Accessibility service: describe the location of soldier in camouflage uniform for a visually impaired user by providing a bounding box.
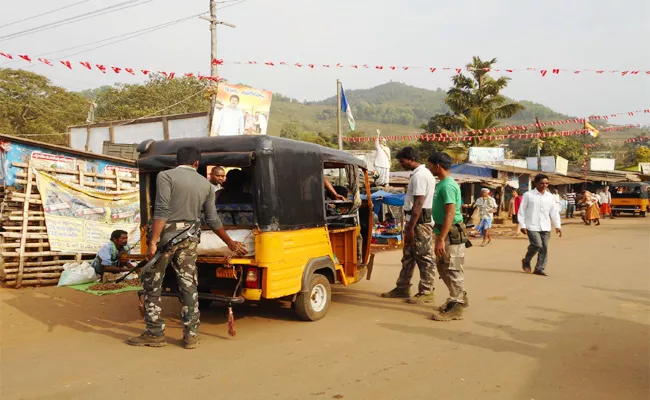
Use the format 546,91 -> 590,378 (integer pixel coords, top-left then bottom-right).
382,147 -> 437,304
427,152 -> 469,321
127,146 -> 246,349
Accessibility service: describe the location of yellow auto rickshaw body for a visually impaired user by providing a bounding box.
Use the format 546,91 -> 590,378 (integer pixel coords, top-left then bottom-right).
611,182 -> 650,217
136,135 -> 374,321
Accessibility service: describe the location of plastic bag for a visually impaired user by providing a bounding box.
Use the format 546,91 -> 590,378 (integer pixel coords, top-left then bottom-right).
197,229 -> 255,256
57,261 -> 99,286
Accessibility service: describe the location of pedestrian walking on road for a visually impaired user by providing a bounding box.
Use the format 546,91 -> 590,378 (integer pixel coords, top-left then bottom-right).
382,147 -> 436,304
563,187 -> 576,218
518,174 -> 562,277
127,147 -> 246,349
474,188 -> 497,246
427,152 -> 469,321
580,190 -> 601,226
599,186 -> 613,219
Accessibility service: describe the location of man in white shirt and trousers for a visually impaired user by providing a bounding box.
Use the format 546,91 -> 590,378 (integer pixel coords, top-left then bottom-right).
382,147 -> 436,304
374,129 -> 391,186
518,173 -> 562,276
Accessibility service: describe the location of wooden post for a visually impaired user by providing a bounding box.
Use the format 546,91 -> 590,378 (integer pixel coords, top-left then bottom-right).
16,161 -> 34,288
162,116 -> 170,140
109,123 -> 115,143
85,126 -> 91,152
115,172 -> 122,193
78,164 -> 85,188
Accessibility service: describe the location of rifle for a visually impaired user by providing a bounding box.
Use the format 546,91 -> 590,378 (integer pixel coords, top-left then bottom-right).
112,221 -> 201,284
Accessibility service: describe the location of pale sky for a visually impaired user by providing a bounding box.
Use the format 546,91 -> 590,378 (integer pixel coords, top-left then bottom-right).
1,0 -> 649,125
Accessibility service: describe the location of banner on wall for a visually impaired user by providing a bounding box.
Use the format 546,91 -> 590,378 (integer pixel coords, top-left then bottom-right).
468,147 -> 505,163
35,171 -> 141,253
209,83 -> 273,136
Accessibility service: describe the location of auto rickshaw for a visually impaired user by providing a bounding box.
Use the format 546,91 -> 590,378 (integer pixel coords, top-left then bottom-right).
611,182 -> 650,217
135,135 -> 374,321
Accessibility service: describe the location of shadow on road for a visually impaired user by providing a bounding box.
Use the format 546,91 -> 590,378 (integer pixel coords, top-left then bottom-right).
1,287 -> 299,342
583,285 -> 650,299
378,306 -> 649,399
2,288 -> 144,341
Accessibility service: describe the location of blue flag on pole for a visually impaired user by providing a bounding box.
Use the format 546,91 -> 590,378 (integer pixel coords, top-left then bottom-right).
340,84 -> 355,131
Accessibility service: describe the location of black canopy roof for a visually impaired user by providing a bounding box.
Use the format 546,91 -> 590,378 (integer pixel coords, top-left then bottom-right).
137,135 -> 367,231
137,135 -> 367,170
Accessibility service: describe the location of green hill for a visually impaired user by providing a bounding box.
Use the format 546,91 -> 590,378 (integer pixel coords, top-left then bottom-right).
266,82 -> 645,140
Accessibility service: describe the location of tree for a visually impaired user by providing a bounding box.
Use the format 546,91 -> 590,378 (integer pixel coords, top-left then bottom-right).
94,74 -> 209,121
510,128 -> 592,164
0,68 -> 88,145
458,108 -> 501,147
445,57 -> 524,119
279,120 -> 301,140
636,146 -> 650,163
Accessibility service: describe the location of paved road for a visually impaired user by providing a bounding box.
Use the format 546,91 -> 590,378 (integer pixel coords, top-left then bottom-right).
1,218 -> 648,400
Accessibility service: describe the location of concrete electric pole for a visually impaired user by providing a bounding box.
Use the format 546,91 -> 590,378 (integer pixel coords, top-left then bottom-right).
202,0 -> 236,135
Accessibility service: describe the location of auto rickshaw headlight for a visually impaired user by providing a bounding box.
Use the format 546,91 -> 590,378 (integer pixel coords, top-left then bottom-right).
245,267 -> 259,288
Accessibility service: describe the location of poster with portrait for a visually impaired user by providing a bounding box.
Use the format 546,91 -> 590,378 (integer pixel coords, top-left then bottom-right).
209,83 -> 273,137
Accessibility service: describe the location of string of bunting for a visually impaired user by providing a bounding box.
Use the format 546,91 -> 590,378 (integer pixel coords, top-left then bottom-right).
584,137 -> 650,148
2,51 -> 650,78
220,59 -> 650,77
0,51 -> 224,82
344,130 -> 649,143
416,121 -> 643,137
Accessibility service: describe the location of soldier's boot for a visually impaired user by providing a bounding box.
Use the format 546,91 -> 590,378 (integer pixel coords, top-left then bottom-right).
126,332 -> 166,347
431,301 -> 464,321
406,292 -> 435,304
183,335 -> 200,350
381,287 -> 410,299
438,291 -> 469,311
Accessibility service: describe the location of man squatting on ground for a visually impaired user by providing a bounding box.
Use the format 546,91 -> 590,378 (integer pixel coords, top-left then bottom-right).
381,147 -> 437,304
127,146 -> 246,349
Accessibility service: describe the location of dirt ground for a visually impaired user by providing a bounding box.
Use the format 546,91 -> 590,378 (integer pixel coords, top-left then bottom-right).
1,217 -> 649,400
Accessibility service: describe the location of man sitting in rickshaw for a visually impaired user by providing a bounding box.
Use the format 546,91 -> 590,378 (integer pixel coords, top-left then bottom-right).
216,169 -> 253,204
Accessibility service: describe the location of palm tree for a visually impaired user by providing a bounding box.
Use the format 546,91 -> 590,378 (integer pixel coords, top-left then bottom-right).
445,57 -> 524,119
459,107 -> 501,147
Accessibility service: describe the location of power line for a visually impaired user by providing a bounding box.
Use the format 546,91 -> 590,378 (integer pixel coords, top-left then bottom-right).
0,0 -> 240,67
0,11 -> 203,68
32,12 -> 206,59
0,0 -> 94,30
0,0 -> 152,41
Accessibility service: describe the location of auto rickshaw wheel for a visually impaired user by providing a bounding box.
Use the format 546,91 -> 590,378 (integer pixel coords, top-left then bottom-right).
294,273 -> 331,322
641,211 -> 647,217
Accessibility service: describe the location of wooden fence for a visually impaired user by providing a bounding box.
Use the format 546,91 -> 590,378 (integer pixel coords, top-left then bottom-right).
0,161 -> 139,288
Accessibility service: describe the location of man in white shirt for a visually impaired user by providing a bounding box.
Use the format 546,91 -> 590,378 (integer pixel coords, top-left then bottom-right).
382,147 -> 437,304
598,186 -> 613,219
214,95 -> 245,136
518,174 -> 562,276
208,166 -> 226,192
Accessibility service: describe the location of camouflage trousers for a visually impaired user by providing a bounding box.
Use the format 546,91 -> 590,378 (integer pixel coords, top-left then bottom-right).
142,239 -> 200,338
397,223 -> 435,294
435,234 -> 466,303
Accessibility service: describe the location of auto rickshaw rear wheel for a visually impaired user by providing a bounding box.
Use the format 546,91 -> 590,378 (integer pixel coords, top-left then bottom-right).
294,273 -> 331,322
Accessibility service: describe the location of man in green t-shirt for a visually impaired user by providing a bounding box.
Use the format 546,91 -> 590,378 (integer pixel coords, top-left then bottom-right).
427,152 -> 468,321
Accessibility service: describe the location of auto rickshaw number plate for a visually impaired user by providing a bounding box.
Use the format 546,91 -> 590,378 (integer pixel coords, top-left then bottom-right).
216,266 -> 237,279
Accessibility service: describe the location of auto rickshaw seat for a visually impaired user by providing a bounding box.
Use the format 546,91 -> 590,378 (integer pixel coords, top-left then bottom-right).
216,203 -> 255,226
